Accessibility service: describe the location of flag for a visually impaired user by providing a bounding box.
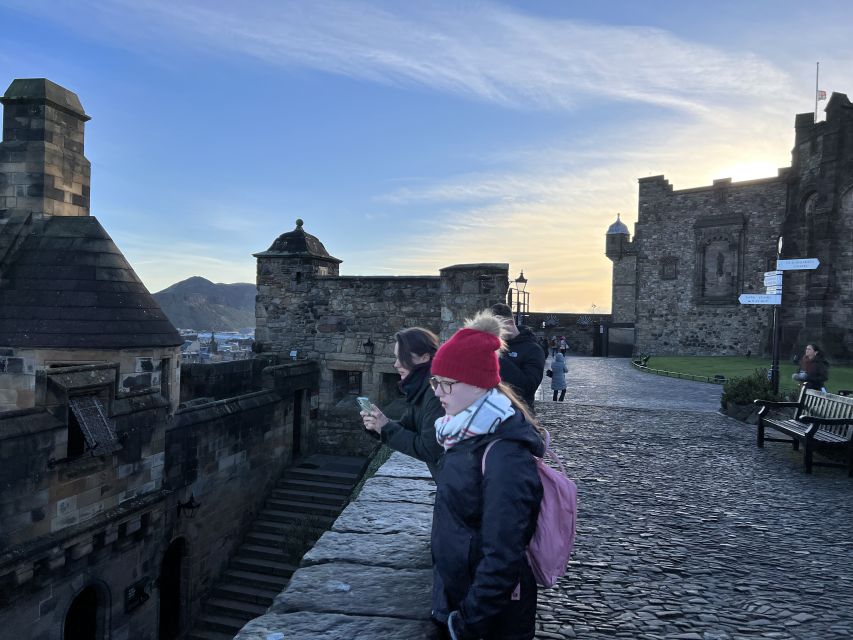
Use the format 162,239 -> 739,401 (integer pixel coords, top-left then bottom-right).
817,90 -> 827,100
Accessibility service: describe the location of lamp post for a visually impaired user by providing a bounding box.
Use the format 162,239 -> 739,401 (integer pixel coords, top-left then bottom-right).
511,271 -> 528,326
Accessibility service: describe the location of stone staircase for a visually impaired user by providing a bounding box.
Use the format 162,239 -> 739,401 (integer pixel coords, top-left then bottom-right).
188,454 -> 368,640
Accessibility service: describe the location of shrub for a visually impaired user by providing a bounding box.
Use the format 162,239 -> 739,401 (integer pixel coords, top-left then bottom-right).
720,368 -> 781,406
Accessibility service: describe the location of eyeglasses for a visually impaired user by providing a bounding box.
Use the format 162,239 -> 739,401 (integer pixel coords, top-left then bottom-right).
429,377 -> 457,394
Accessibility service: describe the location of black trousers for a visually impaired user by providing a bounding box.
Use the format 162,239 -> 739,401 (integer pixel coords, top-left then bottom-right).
553,389 -> 566,401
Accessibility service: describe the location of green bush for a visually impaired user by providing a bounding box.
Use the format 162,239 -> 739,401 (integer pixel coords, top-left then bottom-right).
720,368 -> 781,406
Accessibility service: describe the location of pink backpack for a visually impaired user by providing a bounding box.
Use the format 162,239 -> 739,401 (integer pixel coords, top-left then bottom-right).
482,431 -> 577,588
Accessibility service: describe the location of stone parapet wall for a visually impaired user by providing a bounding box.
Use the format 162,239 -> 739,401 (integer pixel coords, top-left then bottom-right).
235,452 -> 439,640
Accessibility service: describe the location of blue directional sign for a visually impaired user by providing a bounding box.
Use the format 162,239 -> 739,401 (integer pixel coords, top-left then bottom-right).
777,258 -> 819,271
739,293 -> 781,305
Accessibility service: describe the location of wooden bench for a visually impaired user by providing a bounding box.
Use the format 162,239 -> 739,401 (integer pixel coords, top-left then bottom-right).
754,387 -> 853,475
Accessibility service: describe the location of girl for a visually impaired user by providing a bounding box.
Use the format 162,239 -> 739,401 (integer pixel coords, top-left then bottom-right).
550,352 -> 569,401
361,327 -> 445,477
792,343 -> 830,391
429,311 -> 543,640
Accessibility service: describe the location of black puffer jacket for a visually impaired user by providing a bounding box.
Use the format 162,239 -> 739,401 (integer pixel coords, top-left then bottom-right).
499,327 -> 546,411
431,411 -> 544,640
380,364 -> 445,478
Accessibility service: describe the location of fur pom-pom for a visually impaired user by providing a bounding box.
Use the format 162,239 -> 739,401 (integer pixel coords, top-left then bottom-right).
464,310 -> 510,348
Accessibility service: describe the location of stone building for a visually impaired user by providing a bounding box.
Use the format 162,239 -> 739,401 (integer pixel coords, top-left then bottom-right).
0,79 -> 317,640
254,220 -> 509,453
606,93 -> 853,359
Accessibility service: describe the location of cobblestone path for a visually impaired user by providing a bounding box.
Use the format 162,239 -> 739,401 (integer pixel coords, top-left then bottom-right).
534,359 -> 853,640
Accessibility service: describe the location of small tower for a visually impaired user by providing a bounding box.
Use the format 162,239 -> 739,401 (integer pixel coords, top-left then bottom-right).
605,213 -> 631,260
253,219 -> 342,354
605,213 -> 638,327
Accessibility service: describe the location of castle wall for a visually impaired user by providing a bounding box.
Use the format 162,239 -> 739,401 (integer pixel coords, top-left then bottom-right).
632,176 -> 788,355
256,258 -> 508,455
612,95 -> 853,360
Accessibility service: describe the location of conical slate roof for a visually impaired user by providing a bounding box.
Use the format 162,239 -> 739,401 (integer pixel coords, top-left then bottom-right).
0,216 -> 181,349
254,219 -> 341,262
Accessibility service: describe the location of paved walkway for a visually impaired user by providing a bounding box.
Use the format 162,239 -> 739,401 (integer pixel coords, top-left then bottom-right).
536,358 -> 853,640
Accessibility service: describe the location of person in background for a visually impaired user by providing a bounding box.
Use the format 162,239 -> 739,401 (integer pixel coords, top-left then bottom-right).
361,327 -> 445,477
549,336 -> 558,358
538,335 -> 550,359
550,352 -> 569,401
429,310 -> 544,640
558,336 -> 568,356
792,343 -> 830,391
489,303 -> 546,412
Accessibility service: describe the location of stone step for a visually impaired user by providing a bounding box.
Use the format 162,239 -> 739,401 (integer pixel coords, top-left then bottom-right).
251,517 -> 330,536
270,487 -> 348,505
188,629 -> 235,640
212,582 -> 280,606
277,477 -> 355,496
256,509 -> 336,526
231,555 -> 297,577
205,597 -> 268,619
193,613 -> 247,636
222,569 -> 290,592
266,497 -> 342,516
240,543 -> 289,562
286,467 -> 361,485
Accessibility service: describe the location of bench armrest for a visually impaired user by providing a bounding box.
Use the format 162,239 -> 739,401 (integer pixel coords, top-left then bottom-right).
752,400 -> 799,408
800,416 -> 853,426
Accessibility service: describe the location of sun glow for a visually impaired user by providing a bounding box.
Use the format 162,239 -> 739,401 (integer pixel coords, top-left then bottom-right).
720,161 -> 781,183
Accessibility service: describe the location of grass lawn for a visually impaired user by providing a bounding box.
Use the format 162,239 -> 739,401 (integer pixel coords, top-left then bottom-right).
644,356 -> 853,395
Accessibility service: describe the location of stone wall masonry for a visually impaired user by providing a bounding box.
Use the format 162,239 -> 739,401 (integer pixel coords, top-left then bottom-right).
0,84 -> 92,218
0,493 -> 167,640
165,390 -> 291,606
0,385 -> 170,548
180,357 -> 276,402
235,452 -> 439,640
633,177 -> 788,355
256,259 -> 508,455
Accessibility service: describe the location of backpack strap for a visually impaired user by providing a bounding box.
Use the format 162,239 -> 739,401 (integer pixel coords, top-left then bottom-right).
481,438 -> 501,475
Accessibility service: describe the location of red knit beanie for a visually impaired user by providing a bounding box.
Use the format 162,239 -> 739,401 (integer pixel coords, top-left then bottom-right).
432,327 -> 502,389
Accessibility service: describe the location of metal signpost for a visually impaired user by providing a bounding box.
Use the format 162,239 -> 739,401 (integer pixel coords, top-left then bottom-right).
738,237 -> 821,394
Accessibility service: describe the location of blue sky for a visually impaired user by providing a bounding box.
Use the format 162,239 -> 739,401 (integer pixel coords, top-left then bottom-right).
2,0 -> 852,312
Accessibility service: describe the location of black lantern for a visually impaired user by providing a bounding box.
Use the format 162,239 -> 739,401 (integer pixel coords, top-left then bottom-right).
177,494 -> 201,519
362,337 -> 375,356
515,270 -> 527,291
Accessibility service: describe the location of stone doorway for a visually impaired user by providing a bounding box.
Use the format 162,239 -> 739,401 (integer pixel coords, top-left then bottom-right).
158,538 -> 187,640
64,585 -> 101,640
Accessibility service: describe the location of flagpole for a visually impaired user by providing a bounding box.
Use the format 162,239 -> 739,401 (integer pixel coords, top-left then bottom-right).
815,61 -> 819,123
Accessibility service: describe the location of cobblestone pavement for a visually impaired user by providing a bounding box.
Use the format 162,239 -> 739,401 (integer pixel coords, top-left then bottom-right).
534,359 -> 853,640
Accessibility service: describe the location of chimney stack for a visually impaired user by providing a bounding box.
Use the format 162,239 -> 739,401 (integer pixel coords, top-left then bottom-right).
1,78 -> 91,219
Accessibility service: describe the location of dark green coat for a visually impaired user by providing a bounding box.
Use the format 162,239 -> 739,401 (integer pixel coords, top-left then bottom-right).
381,365 -> 445,478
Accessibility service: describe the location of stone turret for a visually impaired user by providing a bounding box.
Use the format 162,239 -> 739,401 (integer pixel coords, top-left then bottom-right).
0,78 -> 91,218
605,213 -> 637,326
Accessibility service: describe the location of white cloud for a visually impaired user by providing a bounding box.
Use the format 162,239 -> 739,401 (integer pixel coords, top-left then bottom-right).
6,0 -> 797,114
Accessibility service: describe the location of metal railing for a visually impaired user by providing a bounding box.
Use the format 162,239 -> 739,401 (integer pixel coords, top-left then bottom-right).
631,360 -> 725,385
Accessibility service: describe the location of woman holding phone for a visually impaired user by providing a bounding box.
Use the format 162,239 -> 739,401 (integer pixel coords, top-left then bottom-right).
428,310 -> 544,640
361,327 -> 444,477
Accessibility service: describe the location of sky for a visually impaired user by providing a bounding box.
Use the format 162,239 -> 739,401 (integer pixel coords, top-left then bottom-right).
2,0 -> 852,312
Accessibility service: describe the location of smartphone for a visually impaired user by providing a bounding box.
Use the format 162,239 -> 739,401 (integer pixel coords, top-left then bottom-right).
356,396 -> 372,413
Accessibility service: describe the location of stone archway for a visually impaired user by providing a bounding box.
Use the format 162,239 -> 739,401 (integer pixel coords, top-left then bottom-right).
63,585 -> 101,640
159,538 -> 187,640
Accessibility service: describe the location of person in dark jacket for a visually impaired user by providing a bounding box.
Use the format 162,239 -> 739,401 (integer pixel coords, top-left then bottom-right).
792,343 -> 830,391
361,327 -> 445,477
429,310 -> 544,640
489,303 -> 546,412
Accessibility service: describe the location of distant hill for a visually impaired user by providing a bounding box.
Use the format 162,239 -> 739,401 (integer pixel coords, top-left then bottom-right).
153,277 -> 255,332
